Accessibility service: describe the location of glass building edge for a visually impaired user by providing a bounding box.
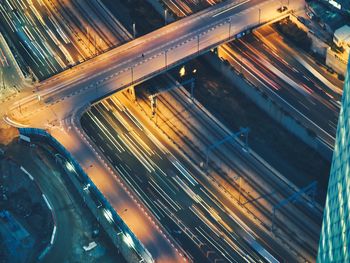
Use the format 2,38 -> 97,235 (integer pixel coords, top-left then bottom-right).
317,59 -> 350,262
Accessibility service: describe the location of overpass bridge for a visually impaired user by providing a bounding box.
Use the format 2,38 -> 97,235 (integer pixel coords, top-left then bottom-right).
4,0 -> 305,262
7,0 -> 304,127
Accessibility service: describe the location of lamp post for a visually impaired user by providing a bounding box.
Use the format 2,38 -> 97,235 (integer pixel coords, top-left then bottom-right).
0,67 -> 5,90
238,177 -> 242,204
86,26 -> 91,54
228,18 -> 232,40
164,9 -> 168,25
133,22 -> 136,38
130,66 -> 134,84
197,34 -> 200,55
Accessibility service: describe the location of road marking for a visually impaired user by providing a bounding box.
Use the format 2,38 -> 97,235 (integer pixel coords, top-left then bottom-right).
20,166 -> 33,180
42,194 -> 52,210
50,226 -> 57,245
212,0 -> 250,18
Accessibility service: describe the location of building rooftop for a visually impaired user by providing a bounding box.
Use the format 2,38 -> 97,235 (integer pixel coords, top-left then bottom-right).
334,24 -> 350,42
309,1 -> 350,31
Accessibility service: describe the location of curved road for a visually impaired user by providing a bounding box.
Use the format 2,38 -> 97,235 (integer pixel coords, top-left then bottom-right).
6,142 -> 122,263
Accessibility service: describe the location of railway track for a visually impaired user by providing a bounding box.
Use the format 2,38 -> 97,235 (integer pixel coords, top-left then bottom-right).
135,78 -> 320,260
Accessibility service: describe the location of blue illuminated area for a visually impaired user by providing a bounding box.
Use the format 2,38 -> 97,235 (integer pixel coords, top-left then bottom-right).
317,62 -> 350,262
324,0 -> 350,11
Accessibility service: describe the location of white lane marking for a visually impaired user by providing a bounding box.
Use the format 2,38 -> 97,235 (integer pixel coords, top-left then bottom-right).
20,166 -> 33,180
50,226 -> 57,244
42,194 -> 52,210
212,0 -> 251,18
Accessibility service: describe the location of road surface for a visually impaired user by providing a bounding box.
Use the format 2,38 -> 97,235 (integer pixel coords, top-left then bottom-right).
2,1 -> 307,262
7,0 -> 305,125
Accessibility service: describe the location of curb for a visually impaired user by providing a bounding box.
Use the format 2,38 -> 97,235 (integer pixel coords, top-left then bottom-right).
19,165 -> 57,261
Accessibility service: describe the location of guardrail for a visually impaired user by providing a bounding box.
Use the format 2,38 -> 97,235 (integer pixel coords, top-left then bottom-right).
18,128 -> 154,263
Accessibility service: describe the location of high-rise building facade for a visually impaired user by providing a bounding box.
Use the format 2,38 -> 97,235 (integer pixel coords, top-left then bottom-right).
317,63 -> 350,262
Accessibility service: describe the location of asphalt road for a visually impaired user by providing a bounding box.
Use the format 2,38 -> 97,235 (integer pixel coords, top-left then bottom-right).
6,142 -> 124,263
1,1 -> 309,262
7,0 -> 305,127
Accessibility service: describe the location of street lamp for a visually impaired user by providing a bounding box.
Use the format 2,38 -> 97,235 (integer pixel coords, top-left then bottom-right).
239,177 -> 242,204
197,34 -> 200,55
0,67 -> 5,90
133,22 -> 136,38
228,17 -> 232,39
234,176 -> 243,204
164,49 -> 168,69
86,26 -> 91,54
130,66 -> 134,84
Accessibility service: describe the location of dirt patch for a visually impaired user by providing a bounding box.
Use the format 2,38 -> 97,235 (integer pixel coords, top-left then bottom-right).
0,121 -> 18,146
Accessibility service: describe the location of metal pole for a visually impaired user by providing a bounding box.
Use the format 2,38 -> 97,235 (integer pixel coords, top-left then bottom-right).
133,23 -> 136,38
164,9 -> 168,25
239,177 -> 242,204
197,34 -> 200,55
190,80 -> 194,101
1,67 -> 4,90
86,26 -> 90,54
155,97 -> 157,123
258,8 -> 261,25
165,50 -> 168,69
155,103 -> 158,125
239,54 -> 243,74
271,208 -> 276,232
206,151 -> 209,168
228,18 -> 231,40
94,34 -> 96,56
131,66 -> 134,84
